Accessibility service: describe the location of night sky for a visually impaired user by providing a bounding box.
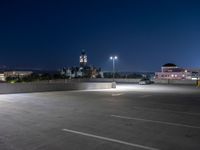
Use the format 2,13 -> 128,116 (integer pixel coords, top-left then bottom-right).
0,0 -> 200,72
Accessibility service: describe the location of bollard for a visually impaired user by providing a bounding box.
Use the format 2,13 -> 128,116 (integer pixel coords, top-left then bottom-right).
112,82 -> 117,88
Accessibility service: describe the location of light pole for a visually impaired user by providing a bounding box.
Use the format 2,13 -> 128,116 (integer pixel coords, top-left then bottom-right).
110,56 -> 118,82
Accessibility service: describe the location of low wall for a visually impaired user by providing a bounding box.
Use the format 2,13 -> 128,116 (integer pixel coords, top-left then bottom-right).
83,78 -> 197,85
85,78 -> 197,85
85,78 -> 141,83
31,78 -> 141,83
32,78 -> 196,85
153,79 -> 197,85
0,82 -> 113,94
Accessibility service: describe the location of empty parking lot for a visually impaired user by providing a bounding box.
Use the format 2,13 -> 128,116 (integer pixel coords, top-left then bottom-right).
0,84 -> 200,150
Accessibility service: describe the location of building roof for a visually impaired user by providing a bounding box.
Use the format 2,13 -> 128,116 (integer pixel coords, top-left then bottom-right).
162,63 -> 177,67
81,49 -> 86,55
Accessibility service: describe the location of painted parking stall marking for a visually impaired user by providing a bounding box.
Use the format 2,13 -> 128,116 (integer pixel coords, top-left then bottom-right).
62,129 -> 159,150
111,115 -> 200,129
139,95 -> 152,98
131,106 -> 200,117
112,93 -> 124,96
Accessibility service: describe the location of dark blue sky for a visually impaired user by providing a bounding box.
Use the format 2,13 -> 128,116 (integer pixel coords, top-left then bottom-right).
0,0 -> 200,71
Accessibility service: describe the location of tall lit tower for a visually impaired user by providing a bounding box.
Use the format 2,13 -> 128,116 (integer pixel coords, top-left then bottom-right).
80,49 -> 87,67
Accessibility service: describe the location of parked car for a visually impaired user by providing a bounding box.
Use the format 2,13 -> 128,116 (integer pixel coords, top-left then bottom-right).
139,78 -> 152,85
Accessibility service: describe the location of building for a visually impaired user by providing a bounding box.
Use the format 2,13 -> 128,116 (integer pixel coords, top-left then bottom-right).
61,50 -> 103,78
0,72 -> 5,81
0,71 -> 33,82
80,49 -> 87,67
4,71 -> 33,79
155,63 -> 192,80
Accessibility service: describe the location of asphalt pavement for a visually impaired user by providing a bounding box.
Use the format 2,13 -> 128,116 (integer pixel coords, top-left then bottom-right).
0,84 -> 200,150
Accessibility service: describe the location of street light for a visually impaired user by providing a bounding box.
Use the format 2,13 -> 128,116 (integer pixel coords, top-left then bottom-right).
110,55 -> 118,82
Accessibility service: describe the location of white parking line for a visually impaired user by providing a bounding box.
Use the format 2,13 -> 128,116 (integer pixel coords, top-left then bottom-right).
139,95 -> 152,98
112,93 -> 124,96
62,129 -> 159,150
132,106 -> 200,117
111,115 -> 200,129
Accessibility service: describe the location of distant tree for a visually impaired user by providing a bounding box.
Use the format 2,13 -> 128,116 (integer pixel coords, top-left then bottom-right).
31,73 -> 40,80
114,73 -> 121,78
22,75 -> 33,82
103,72 -> 143,79
96,74 -> 102,78
103,72 -> 113,78
127,73 -> 142,79
40,73 -> 52,80
6,76 -> 19,83
53,73 -> 66,79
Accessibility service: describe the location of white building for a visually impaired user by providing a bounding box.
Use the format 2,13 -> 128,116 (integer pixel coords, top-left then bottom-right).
0,71 -> 33,82
4,71 -> 33,78
0,73 -> 5,81
155,63 -> 192,80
